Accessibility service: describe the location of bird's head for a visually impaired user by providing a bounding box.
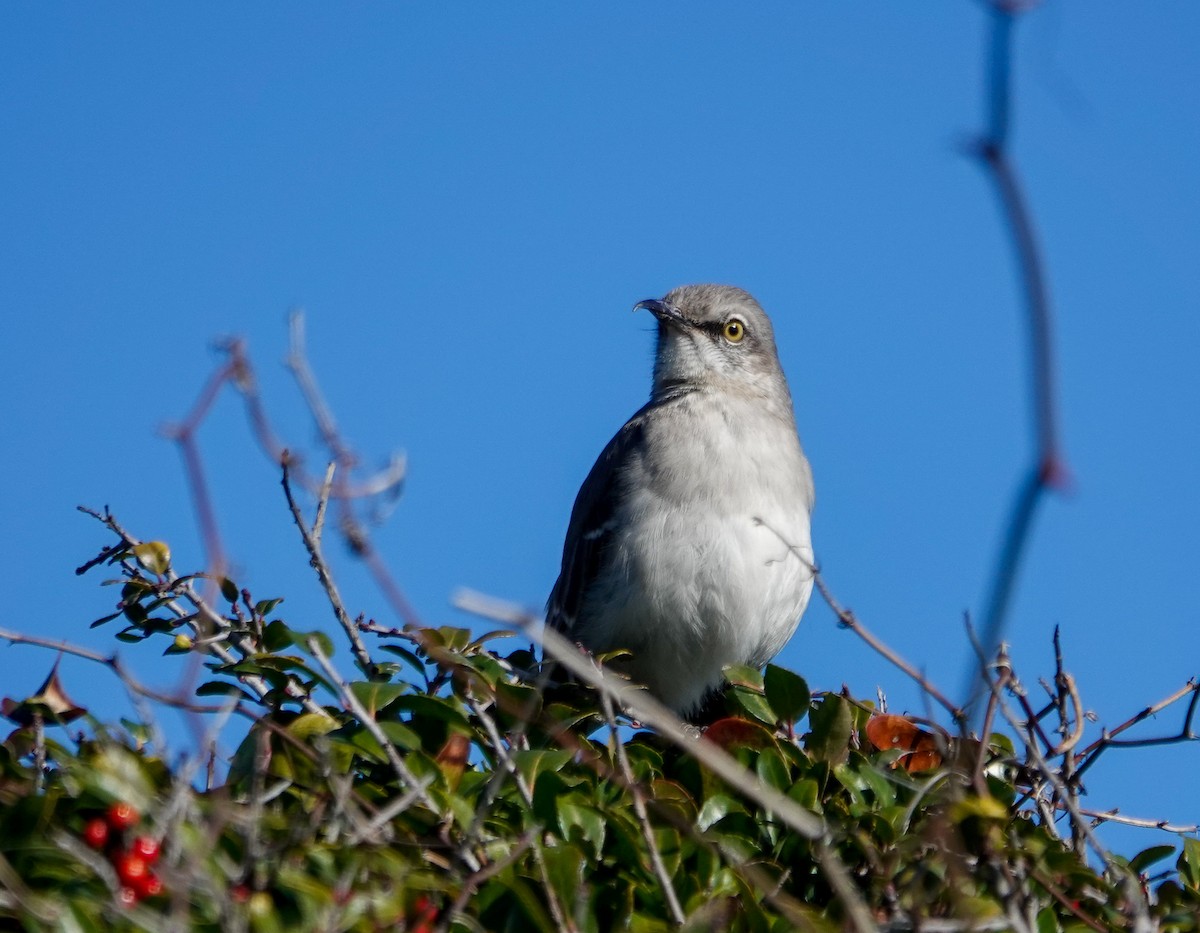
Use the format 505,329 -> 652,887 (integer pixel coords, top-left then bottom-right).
635,284 -> 790,406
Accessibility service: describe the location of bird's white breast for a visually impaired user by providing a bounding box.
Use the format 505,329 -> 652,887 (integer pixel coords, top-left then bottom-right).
579,391 -> 814,714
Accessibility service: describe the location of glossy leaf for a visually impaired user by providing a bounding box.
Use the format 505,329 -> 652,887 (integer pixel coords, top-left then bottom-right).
763,665 -> 810,724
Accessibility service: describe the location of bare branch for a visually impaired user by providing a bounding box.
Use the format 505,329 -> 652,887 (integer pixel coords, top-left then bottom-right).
1073,678 -> 1200,782
1075,806 -> 1200,835
964,0 -> 1069,714
987,665 -> 1155,927
755,517 -> 965,725
281,456 -> 377,677
312,461 -> 336,547
0,625 -> 242,717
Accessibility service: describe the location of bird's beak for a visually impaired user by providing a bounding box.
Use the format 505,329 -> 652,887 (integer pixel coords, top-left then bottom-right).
633,298 -> 688,329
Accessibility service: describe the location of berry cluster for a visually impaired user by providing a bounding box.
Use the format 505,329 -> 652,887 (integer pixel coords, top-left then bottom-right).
81,802 -> 164,906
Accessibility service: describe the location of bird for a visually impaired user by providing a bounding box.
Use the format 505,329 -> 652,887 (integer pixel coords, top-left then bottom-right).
546,284 -> 815,719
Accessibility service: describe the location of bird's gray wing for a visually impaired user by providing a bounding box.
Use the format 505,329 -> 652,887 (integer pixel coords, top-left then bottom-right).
546,408 -> 649,635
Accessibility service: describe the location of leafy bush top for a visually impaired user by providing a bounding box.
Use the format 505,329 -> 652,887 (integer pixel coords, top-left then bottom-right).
2,524 -> 1199,932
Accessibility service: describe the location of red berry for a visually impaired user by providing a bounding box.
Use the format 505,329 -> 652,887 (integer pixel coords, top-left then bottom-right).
411,894 -> 438,930
231,884 -> 251,903
117,887 -> 139,908
115,853 -> 149,887
82,817 -> 109,849
413,895 -> 437,921
106,802 -> 139,831
135,873 -> 163,898
131,835 -> 160,863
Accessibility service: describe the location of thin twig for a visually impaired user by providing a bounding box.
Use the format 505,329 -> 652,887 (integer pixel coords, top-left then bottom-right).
972,647 -> 1011,795
441,830 -> 539,932
312,461 -> 336,547
301,636 -> 472,866
812,569 -> 964,724
1073,678 -> 1200,782
345,775 -> 437,847
965,0 -> 1069,714
988,667 -> 1155,929
160,358 -> 236,580
1074,805 -> 1200,835
1050,628 -> 1085,852
0,625 -> 240,715
599,688 -> 686,926
281,457 -> 377,677
1028,867 -> 1107,933
756,517 -> 965,723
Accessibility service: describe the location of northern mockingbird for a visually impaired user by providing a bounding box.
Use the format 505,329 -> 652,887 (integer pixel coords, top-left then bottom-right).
547,284 -> 815,719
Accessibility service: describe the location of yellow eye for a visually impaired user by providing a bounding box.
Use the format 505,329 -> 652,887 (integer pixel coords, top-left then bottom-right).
723,319 -> 745,343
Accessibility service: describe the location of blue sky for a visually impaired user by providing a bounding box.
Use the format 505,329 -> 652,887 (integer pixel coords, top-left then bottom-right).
2,5 -> 1197,858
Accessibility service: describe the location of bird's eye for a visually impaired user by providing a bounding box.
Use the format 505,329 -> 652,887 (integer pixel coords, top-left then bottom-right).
722,319 -> 746,343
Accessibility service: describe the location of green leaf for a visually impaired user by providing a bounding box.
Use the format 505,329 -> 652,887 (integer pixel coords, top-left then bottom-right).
513,749 -> 574,787
262,619 -> 298,652
697,793 -> 746,831
1129,843 -> 1177,874
857,763 -> 897,809
348,681 -> 408,716
286,711 -> 339,741
1176,834 -> 1200,892
1178,837 -> 1200,890
121,601 -> 147,625
557,799 -> 606,857
728,686 -> 777,725
375,720 -> 422,751
649,779 -> 698,822
379,644 -> 426,680
763,665 -> 810,724
392,694 -> 471,732
298,629 -> 336,658
433,626 -> 473,652
196,681 -> 258,703
131,540 -> 170,575
255,597 -> 284,617
531,768 -> 575,827
468,628 -> 518,649
804,694 -> 853,764
722,664 -> 763,690
220,576 -> 240,603
754,746 -> 791,791
787,778 -> 821,813
949,795 -> 1008,823
540,843 -> 586,909
120,718 -> 151,746
495,681 -> 543,731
